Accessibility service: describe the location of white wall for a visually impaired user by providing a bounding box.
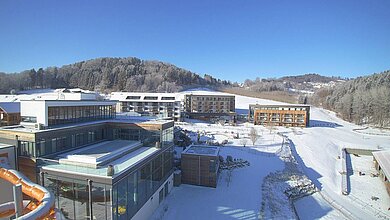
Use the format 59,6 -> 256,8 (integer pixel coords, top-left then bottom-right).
132,174 -> 174,220
20,100 -> 116,127
0,145 -> 16,204
20,100 -> 47,125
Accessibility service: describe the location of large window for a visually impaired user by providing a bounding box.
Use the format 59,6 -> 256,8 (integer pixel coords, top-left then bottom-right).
44,175 -> 112,220
48,105 -> 115,127
19,141 -> 36,157
36,128 -> 104,157
110,146 -> 173,219
21,116 -> 37,123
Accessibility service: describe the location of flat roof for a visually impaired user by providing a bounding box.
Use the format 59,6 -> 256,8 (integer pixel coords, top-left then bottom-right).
250,104 -> 310,108
0,117 -> 173,133
182,145 -> 220,157
0,143 -> 14,149
59,140 -> 142,168
110,92 -> 180,102
373,150 -> 390,179
41,140 -> 160,179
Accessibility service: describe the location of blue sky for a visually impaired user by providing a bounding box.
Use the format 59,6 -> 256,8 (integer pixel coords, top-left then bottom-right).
0,0 -> 389,82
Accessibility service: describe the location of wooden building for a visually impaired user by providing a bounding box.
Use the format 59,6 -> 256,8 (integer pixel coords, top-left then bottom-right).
181,145 -> 220,188
372,150 -> 390,196
249,104 -> 310,127
0,102 -> 20,126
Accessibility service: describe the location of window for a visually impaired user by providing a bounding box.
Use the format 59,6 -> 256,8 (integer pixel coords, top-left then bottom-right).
161,97 -> 175,100
126,96 -> 141,100
144,96 -> 158,100
21,116 -> 37,123
159,189 -> 164,204
19,141 -> 36,157
47,105 -> 115,126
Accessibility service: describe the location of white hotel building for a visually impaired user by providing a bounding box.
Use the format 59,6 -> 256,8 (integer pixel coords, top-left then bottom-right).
110,92 -> 182,121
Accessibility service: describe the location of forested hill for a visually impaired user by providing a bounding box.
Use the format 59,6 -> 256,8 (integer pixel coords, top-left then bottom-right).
0,57 -> 230,93
311,70 -> 390,127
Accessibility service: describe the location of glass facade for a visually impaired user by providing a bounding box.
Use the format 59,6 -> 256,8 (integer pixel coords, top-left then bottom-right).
112,146 -> 173,220
36,129 -> 105,157
112,127 -> 173,148
43,146 -> 173,220
48,105 -> 115,127
19,128 -> 106,157
44,175 -> 112,220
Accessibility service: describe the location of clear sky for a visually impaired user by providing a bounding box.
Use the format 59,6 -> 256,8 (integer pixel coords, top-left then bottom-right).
0,0 -> 389,82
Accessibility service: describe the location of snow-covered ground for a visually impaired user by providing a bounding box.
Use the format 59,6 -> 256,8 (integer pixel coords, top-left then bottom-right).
154,145 -> 284,220
155,88 -> 390,220
153,123 -> 291,219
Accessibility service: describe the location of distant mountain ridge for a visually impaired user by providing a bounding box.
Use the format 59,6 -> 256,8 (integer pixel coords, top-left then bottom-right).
0,57 -> 230,93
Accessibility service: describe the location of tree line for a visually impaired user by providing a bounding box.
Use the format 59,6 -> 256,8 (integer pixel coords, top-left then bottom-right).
0,57 -> 231,94
310,70 -> 390,127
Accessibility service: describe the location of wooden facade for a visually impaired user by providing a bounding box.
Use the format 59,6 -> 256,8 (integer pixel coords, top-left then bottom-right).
250,105 -> 310,127
0,110 -> 20,127
181,146 -> 220,188
17,156 -> 37,182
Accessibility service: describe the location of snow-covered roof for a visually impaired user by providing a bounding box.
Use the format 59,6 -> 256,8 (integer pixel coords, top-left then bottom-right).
110,92 -> 181,102
0,102 -> 20,113
182,145 -> 220,157
249,104 -> 311,108
373,150 -> 390,179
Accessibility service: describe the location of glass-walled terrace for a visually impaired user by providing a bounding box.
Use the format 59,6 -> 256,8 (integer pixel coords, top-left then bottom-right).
48,105 -> 115,127
112,127 -> 173,148
112,146 -> 173,220
42,146 -> 174,220
18,126 -> 173,158
19,128 -> 106,157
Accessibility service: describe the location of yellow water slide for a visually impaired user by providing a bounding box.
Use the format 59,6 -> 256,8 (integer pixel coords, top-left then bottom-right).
0,167 -> 56,219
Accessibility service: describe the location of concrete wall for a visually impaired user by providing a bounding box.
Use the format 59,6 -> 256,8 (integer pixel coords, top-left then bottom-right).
131,173 -> 174,220
0,145 -> 16,204
20,100 -> 47,126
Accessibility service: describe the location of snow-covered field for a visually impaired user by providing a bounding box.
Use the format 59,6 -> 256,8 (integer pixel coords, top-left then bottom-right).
153,123 -> 291,219
154,89 -> 390,220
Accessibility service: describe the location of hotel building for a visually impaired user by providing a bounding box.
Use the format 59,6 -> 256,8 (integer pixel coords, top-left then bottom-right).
110,92 -> 182,121
183,94 -> 236,122
249,104 -> 310,127
0,94 -> 174,220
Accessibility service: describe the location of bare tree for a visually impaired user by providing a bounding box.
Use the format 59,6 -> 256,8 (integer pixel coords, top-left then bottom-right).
249,128 -> 259,146
240,138 -> 248,147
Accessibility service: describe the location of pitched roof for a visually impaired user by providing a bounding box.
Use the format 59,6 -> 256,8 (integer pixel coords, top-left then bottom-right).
0,102 -> 20,113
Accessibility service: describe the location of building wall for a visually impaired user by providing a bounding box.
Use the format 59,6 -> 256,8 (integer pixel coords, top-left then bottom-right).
184,95 -> 235,114
132,174 -> 173,220
254,109 -> 308,127
0,111 -> 20,126
373,158 -> 390,197
118,101 -> 181,121
0,145 -> 16,204
184,94 -> 235,122
181,154 -> 218,188
250,105 -> 310,127
20,100 -> 116,127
